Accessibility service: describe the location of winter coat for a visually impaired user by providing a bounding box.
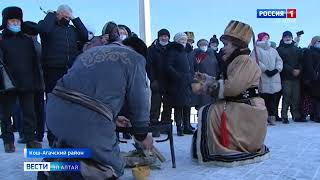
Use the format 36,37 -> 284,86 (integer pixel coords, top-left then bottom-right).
46,44 -> 151,177
302,47 -> 320,98
251,43 -> 283,94
277,41 -> 303,81
192,53 -> 268,163
0,30 -> 43,92
146,40 -> 169,94
191,48 -> 219,108
38,12 -> 88,69
166,42 -> 193,107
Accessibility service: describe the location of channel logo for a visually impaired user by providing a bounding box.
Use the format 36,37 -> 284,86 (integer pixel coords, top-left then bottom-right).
24,162 -> 80,172
257,9 -> 296,18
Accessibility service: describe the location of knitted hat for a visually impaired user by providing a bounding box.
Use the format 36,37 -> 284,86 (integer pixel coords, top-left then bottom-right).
184,31 -> 195,43
22,21 -> 38,36
282,31 -> 293,38
220,20 -> 253,47
118,24 -> 132,36
310,36 -> 320,47
1,6 -> 23,30
209,35 -> 219,45
197,39 -> 209,47
270,41 -> 277,48
158,28 -> 170,39
174,32 -> 187,42
257,32 -> 269,41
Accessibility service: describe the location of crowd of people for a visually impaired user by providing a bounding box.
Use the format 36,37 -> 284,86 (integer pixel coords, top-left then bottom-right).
0,4 -> 319,179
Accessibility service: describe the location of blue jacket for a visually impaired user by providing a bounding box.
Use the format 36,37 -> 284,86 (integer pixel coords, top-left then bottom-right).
46,44 -> 151,177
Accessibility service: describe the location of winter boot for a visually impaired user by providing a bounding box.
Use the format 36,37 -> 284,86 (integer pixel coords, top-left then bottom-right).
282,118 -> 289,124
26,140 -> 42,149
4,143 -> 15,153
176,119 -> 184,136
152,131 -> 160,138
183,120 -> 194,135
267,116 -> 276,126
123,133 -> 132,140
276,116 -> 282,122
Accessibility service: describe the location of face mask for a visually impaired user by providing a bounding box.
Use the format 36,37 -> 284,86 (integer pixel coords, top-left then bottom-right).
284,40 -> 292,44
8,25 -> 21,33
120,35 -> 127,41
200,46 -> 208,52
59,18 -> 70,26
257,40 -> 271,47
159,40 -> 168,46
314,42 -> 320,49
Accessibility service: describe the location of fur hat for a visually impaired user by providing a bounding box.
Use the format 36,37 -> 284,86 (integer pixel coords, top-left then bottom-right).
184,31 -> 195,43
310,36 -> 320,47
282,31 -> 293,38
118,24 -> 132,37
257,32 -> 269,41
22,21 -> 38,36
220,20 -> 253,47
1,6 -> 23,30
209,35 -> 219,45
122,37 -> 147,59
174,32 -> 187,42
197,39 -> 209,47
158,28 -> 170,39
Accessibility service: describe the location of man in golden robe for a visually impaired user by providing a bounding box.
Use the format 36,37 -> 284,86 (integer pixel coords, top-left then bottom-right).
191,20 -> 269,166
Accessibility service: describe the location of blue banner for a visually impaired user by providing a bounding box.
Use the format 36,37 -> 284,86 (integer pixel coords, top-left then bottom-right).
257,9 -> 287,18
24,148 -> 92,158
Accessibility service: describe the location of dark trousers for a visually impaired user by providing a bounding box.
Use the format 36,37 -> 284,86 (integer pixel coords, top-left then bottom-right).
150,92 -> 172,123
281,80 -> 301,119
312,98 -> 320,120
275,91 -> 282,118
12,99 -> 22,135
174,107 -> 191,129
261,93 -> 278,116
44,67 -> 67,145
35,92 -> 45,140
0,93 -> 37,144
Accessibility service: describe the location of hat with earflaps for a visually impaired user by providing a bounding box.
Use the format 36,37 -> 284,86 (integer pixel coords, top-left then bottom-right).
184,31 -> 195,43
220,20 -> 253,48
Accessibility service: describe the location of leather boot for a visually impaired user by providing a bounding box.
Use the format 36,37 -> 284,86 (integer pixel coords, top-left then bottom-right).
267,116 -> 276,126
282,118 -> 290,124
4,143 -> 15,153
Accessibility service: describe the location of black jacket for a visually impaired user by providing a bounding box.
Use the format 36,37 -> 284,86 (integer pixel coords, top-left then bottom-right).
38,12 -> 88,69
0,30 -> 43,92
302,47 -> 320,98
166,42 -> 194,107
277,41 -> 303,81
146,40 -> 169,93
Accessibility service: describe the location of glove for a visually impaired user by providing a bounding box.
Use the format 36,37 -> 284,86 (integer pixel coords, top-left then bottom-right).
265,70 -> 273,77
269,69 -> 279,76
150,81 -> 160,92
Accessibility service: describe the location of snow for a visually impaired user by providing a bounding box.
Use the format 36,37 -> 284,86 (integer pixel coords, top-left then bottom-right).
0,121 -> 320,180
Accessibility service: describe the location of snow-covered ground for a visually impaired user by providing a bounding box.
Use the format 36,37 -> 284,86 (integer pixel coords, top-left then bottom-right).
0,120 -> 320,180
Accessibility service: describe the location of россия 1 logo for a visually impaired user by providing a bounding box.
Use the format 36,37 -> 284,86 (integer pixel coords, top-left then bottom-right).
257,9 -> 296,18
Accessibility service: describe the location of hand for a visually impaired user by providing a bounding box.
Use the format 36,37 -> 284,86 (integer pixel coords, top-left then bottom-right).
101,34 -> 109,44
140,134 -> 154,150
265,70 -> 273,77
150,81 -> 160,92
269,69 -> 279,77
292,69 -> 301,77
115,116 -> 130,127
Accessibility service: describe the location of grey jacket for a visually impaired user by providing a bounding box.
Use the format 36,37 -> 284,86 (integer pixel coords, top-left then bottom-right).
46,44 -> 150,177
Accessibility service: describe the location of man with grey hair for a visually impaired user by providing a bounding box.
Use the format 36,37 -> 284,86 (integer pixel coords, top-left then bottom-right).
37,4 -> 88,147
